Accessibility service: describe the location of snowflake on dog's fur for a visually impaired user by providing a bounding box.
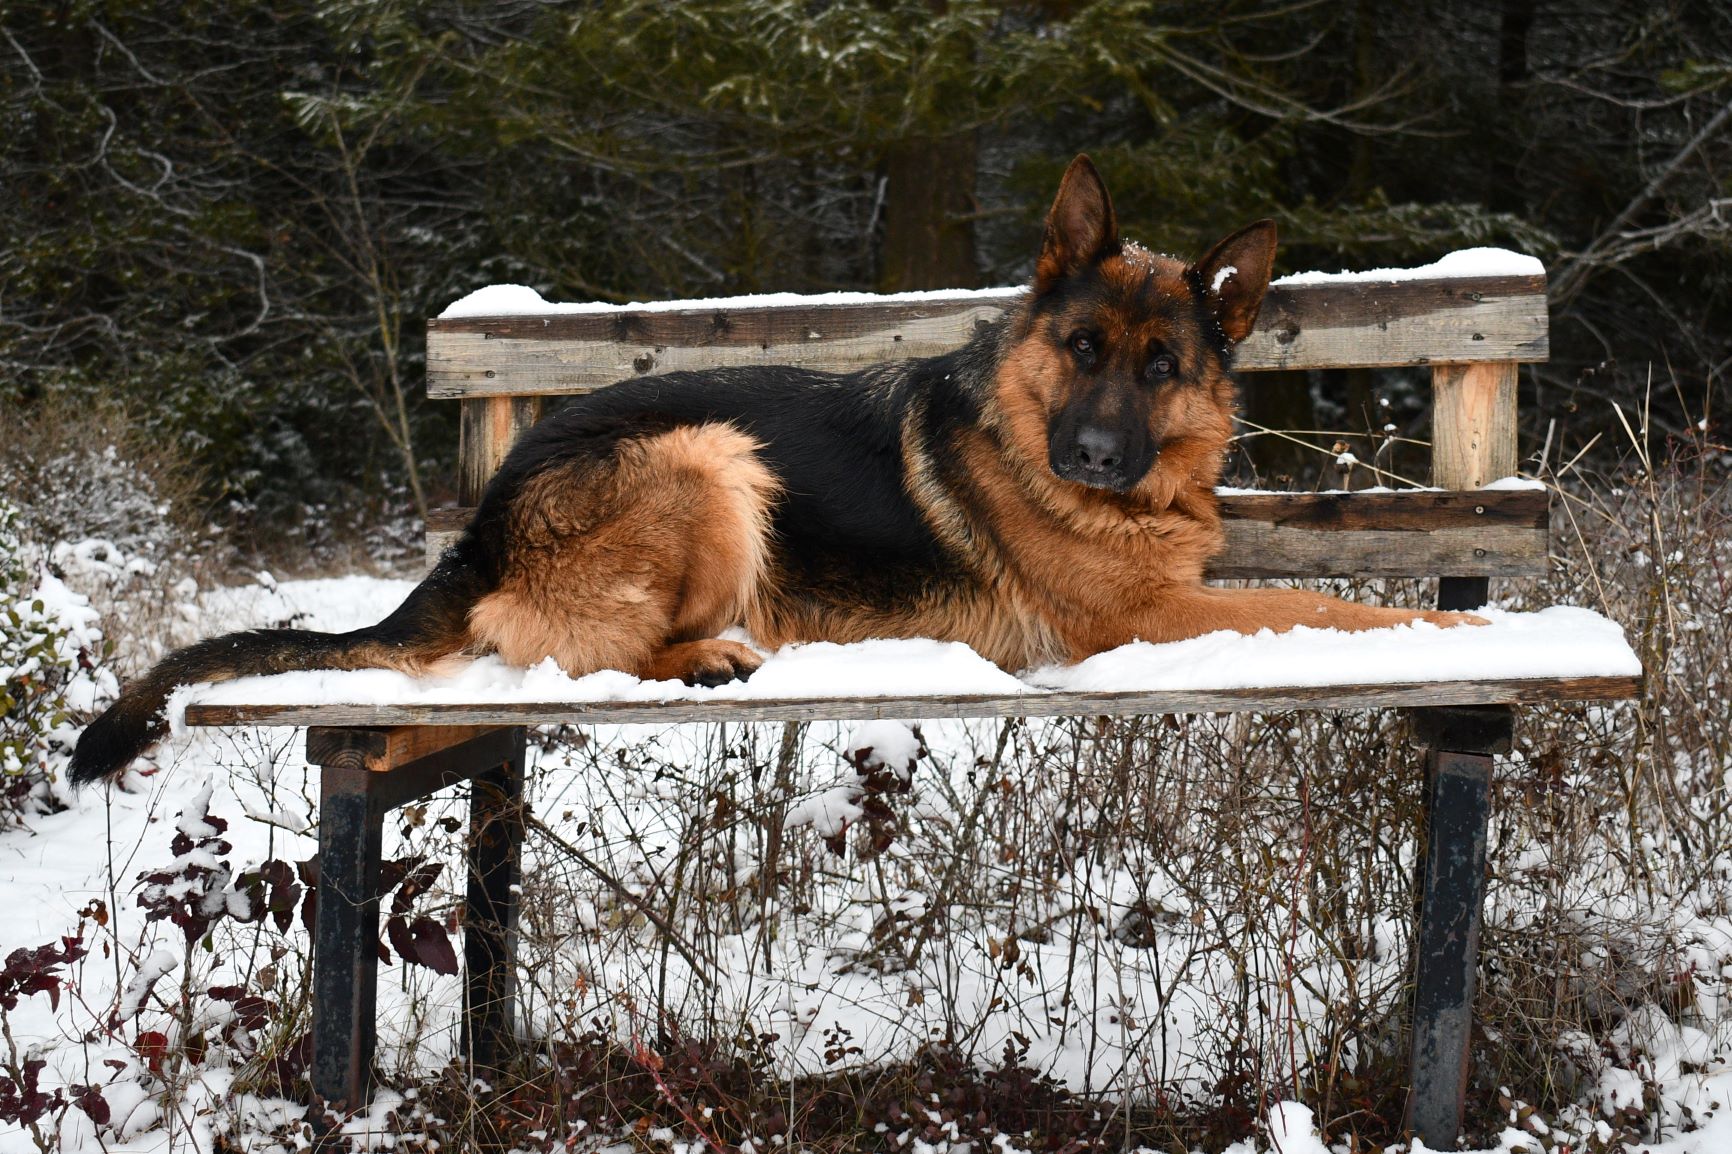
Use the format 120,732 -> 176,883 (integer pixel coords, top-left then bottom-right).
1120,239 -> 1174,271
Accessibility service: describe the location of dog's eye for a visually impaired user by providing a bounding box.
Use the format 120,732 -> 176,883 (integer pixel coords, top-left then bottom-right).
1068,332 -> 1096,360
1148,354 -> 1178,380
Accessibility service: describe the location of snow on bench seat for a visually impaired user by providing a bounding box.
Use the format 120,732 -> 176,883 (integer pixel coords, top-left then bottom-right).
174,606 -> 1641,731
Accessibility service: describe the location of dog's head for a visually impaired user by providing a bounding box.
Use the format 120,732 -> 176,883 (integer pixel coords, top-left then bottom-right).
997,155 -> 1276,497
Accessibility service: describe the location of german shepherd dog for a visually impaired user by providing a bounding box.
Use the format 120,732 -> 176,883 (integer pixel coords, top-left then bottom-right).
69,156 -> 1481,786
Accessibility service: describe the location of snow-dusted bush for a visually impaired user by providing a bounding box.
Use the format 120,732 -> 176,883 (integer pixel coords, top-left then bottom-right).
0,401 -> 221,679
0,499 -> 118,816
0,399 -> 198,571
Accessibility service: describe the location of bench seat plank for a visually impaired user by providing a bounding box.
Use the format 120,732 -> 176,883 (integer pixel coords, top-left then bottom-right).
184,675 -> 1638,729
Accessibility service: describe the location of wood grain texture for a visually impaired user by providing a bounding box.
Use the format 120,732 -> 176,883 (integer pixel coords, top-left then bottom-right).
305,724 -> 503,772
1206,524 -> 1542,579
423,489 -> 1550,578
425,275 -> 1549,399
1431,363 -> 1520,489
1218,489 -> 1544,529
458,396 -> 541,505
185,675 -> 1641,730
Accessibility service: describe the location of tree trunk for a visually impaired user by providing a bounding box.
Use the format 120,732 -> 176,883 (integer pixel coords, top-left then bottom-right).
1346,0 -> 1379,198
1490,0 -> 1536,213
878,133 -> 980,292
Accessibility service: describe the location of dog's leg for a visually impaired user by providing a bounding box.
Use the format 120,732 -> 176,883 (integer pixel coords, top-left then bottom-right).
1123,585 -> 1485,645
468,423 -> 778,682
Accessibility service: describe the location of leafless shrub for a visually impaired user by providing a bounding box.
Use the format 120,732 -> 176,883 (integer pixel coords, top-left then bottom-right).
33,393 -> 1732,1152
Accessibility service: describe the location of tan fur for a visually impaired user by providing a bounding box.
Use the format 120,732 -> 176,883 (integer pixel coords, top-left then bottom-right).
747,570 -> 1069,673
467,423 -> 779,681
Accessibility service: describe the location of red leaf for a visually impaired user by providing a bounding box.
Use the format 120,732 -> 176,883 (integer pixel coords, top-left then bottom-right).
385,915 -> 414,964
406,917 -> 459,976
135,1030 -> 170,1076
72,1084 -> 110,1125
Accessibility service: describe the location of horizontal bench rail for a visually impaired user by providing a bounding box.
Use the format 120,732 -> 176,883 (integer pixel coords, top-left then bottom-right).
427,274 -> 1548,399
183,674 -> 1638,730
423,488 -> 1552,580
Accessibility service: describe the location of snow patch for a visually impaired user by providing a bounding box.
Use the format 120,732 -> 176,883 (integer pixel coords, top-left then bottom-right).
177,779 -> 220,840
1214,476 -> 1544,496
784,785 -> 865,839
847,720 -> 923,778
1266,1102 -> 1330,1154
1030,607 -> 1639,693
117,948 -> 179,1021
170,638 -> 1028,724
102,1079 -> 163,1140
440,282 -> 1024,319
1272,246 -> 1544,286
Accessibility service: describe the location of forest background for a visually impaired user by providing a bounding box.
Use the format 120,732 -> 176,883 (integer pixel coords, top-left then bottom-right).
6,0 -> 1729,548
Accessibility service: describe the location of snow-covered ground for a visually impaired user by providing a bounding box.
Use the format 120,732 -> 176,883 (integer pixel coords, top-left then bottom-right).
3,565 -> 1729,1153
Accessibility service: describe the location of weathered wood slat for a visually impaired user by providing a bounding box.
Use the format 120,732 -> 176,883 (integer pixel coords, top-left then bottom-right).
1209,488 -> 1546,578
426,275 -> 1549,399
184,674 -> 1640,730
422,489 -> 1551,579
459,397 -> 541,506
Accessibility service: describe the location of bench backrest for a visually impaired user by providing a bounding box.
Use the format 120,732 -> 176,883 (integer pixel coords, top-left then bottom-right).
424,267 -> 1548,580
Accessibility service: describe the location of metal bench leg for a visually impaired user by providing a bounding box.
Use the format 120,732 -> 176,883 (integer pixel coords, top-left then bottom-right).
1405,705 -> 1512,1147
462,727 -> 526,1074
313,764 -> 384,1109
304,724 -> 521,1110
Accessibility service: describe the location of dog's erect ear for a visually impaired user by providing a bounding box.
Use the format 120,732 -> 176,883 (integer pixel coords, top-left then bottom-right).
1194,220 -> 1278,344
1035,155 -> 1119,294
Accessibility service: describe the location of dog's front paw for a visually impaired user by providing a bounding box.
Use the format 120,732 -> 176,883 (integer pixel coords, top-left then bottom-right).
685,643 -> 763,687
1421,610 -> 1489,628
646,639 -> 764,687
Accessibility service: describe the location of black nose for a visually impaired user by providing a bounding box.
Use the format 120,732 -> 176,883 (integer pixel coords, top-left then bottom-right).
1074,425 -> 1124,472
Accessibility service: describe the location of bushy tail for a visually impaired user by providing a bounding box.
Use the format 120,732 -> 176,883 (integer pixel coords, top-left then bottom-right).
67,547 -> 489,787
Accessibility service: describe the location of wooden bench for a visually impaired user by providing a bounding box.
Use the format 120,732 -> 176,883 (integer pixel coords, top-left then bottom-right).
183,264 -> 1640,1148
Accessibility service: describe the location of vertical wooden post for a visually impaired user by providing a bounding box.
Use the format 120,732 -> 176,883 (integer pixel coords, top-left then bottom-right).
1406,362 -> 1521,1145
458,396 -> 542,506
1432,362 -> 1518,608
430,395 -> 543,567
1431,362 -> 1519,491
